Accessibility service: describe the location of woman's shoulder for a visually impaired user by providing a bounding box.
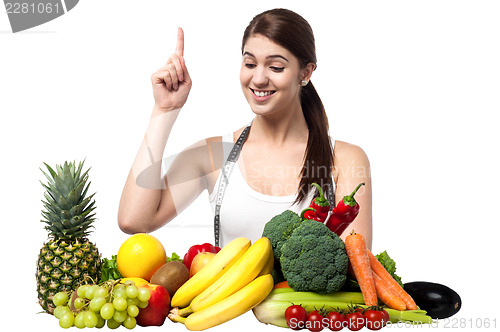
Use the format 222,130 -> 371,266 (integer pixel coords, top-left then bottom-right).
204,125 -> 248,145
334,140 -> 365,153
333,140 -> 370,166
332,140 -> 370,183
204,126 -> 246,143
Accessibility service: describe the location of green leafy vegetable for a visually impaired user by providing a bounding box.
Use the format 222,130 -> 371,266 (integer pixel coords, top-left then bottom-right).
375,250 -> 403,287
166,252 -> 183,263
100,255 -> 122,282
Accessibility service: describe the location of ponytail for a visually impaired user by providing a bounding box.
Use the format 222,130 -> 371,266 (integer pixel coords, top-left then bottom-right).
295,81 -> 334,204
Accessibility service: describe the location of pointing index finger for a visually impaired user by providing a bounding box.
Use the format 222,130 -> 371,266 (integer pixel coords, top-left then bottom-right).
176,27 -> 184,57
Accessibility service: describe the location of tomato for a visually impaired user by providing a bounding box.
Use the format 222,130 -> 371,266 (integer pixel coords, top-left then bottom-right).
345,311 -> 364,331
381,309 -> 390,324
285,305 -> 308,330
325,311 -> 345,331
306,310 -> 324,332
364,309 -> 387,330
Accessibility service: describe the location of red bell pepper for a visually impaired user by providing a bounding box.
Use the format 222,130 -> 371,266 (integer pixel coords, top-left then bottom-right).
325,182 -> 365,235
302,183 -> 330,222
183,243 -> 221,270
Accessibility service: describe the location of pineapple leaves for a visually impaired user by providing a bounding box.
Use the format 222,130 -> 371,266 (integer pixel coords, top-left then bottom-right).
57,194 -> 73,211
40,160 -> 97,240
42,162 -> 57,180
42,192 -> 61,215
74,159 -> 87,182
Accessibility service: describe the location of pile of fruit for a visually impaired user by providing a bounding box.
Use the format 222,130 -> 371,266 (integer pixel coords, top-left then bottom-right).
36,161 -> 461,331
35,160 -> 276,330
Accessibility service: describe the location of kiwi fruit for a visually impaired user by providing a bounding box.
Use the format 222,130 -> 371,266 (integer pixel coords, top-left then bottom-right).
150,261 -> 190,298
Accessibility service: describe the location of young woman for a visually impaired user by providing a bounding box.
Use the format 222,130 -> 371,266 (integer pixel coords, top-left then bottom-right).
118,8 -> 372,249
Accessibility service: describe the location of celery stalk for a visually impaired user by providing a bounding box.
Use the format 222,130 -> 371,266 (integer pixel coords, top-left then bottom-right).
266,291 -> 365,304
252,299 -> 290,328
385,308 -> 433,324
270,288 -> 294,295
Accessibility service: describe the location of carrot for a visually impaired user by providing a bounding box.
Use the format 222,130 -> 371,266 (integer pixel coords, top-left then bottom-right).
273,281 -> 290,289
344,230 -> 378,306
372,273 -> 406,311
367,250 -> 418,310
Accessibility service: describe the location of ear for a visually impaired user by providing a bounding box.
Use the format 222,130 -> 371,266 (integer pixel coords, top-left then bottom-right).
300,62 -> 316,84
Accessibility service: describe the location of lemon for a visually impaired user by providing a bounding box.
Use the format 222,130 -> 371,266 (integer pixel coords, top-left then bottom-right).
117,233 -> 166,280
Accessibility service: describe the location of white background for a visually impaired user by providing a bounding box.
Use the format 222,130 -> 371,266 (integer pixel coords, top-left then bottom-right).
1,0 -> 499,330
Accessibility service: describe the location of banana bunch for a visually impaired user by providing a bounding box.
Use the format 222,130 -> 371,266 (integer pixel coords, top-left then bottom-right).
168,237 -> 275,330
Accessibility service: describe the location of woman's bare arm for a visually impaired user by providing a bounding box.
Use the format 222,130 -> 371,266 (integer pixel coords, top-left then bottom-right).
118,108 -> 180,233
118,28 -> 199,233
333,141 -> 373,250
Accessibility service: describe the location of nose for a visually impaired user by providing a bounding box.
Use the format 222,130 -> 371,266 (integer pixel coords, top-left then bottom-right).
251,66 -> 268,87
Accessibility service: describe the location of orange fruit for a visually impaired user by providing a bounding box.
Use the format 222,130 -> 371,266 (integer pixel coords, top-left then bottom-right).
117,233 -> 166,280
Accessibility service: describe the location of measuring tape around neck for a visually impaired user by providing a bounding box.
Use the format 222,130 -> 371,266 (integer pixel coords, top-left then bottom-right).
213,124 -> 252,247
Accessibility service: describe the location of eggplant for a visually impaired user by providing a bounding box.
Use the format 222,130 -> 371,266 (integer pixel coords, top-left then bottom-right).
404,281 -> 461,319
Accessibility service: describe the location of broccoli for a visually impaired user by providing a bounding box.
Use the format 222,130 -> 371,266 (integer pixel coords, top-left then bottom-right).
262,210 -> 303,261
280,219 -> 349,294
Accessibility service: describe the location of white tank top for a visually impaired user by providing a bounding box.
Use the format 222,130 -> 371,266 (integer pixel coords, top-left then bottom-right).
209,132 -> 336,246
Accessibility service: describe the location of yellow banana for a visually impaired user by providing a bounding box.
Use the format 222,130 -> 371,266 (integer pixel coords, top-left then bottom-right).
180,237 -> 272,315
258,240 -> 274,276
171,237 -> 251,308
183,274 -> 274,331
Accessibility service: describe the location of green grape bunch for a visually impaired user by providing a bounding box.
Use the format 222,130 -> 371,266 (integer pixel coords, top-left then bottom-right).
51,279 -> 151,329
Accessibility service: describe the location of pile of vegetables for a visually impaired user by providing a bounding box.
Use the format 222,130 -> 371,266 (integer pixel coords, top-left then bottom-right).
254,182 -> 462,330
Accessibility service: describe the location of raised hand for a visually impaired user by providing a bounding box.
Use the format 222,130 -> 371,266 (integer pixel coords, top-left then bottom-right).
151,27 -> 192,112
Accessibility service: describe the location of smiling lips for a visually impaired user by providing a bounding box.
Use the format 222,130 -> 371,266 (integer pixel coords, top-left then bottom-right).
250,88 -> 276,100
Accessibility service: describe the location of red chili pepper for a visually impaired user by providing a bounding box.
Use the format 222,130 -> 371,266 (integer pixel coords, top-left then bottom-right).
301,207 -> 322,221
302,183 -> 331,222
183,243 -> 221,270
325,182 -> 365,235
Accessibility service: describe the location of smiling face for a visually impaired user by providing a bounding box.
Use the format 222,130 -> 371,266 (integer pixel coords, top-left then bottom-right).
240,34 -> 313,117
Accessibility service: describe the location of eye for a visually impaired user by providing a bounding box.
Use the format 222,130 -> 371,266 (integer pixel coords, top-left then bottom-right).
244,63 -> 256,69
270,66 -> 284,73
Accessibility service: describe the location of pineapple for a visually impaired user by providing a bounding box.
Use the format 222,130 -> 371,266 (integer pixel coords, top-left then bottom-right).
36,160 -> 102,314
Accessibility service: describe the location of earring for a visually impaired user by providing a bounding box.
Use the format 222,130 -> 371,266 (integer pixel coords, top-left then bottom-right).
300,80 -> 308,86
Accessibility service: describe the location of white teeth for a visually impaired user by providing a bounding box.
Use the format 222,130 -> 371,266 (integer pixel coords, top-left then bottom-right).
253,90 -> 273,97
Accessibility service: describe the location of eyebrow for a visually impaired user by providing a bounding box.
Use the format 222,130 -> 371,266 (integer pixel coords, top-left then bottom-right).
243,51 -> 289,62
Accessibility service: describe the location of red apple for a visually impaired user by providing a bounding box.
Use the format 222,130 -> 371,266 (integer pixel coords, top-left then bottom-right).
189,252 -> 216,277
136,283 -> 170,326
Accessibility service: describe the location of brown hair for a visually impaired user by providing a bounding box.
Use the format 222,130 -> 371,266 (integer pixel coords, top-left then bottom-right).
242,8 -> 334,204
